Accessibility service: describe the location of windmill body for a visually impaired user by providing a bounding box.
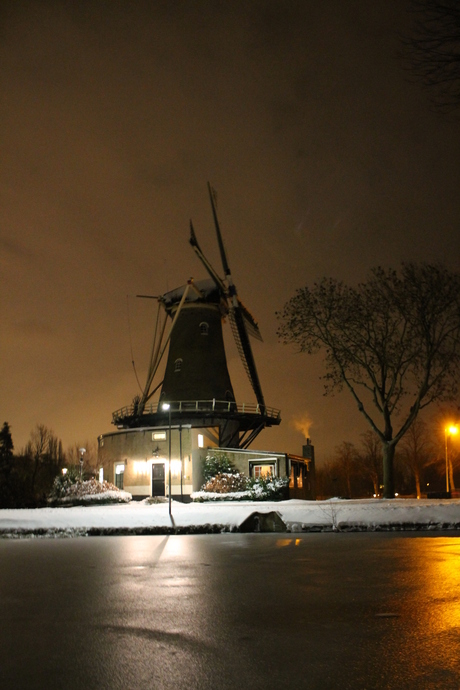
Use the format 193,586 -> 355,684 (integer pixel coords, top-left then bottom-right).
159,279 -> 235,405
112,186 -> 281,449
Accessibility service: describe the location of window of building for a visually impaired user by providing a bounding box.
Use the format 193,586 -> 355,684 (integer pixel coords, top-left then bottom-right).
174,358 -> 183,373
99,467 -> 104,484
153,431 -> 166,441
199,321 -> 209,335
198,434 -> 204,448
253,464 -> 275,479
115,464 -> 125,490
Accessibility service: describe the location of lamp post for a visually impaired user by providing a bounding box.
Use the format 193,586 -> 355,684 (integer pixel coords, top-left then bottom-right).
444,426 -> 458,494
162,403 -> 172,518
78,448 -> 86,481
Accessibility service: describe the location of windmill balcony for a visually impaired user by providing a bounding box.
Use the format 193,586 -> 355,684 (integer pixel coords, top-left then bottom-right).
112,399 -> 281,428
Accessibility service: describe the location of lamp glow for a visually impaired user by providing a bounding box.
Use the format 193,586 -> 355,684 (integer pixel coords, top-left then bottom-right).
444,425 -> 459,494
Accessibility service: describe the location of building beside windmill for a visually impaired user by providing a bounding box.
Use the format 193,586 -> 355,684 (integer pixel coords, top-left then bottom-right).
98,186 -> 315,500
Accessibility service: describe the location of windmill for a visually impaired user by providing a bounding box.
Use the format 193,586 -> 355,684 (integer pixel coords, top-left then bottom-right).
112,184 -> 280,449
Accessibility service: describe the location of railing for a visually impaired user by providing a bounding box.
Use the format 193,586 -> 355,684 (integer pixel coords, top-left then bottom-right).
112,399 -> 281,424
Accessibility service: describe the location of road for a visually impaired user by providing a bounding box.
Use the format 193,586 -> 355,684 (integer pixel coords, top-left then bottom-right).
1,533 -> 460,689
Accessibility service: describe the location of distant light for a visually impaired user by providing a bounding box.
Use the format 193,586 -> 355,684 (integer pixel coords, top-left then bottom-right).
198,433 -> 204,448
373,493 -> 376,498
395,492 -> 399,497
153,431 -> 166,440
447,425 -> 459,436
62,468 -> 68,475
162,403 -> 170,411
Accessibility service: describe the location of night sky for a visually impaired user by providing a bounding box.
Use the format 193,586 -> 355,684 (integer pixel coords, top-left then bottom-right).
2,1 -> 460,461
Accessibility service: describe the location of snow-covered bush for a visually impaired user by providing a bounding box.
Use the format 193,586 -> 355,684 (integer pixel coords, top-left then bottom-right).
202,452 -> 236,481
202,472 -> 248,493
192,474 -> 289,502
248,475 -> 289,501
49,466 -> 80,499
191,489 -> 253,502
48,476 -> 131,505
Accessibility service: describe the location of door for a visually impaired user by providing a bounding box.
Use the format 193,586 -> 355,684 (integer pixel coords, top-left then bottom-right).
152,463 -> 166,497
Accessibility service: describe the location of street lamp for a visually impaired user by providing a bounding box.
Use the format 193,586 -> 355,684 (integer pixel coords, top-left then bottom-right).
78,448 -> 86,481
162,403 -> 172,518
444,425 -> 458,494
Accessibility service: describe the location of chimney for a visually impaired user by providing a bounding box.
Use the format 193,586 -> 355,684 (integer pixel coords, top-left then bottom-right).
302,437 -> 316,498
302,437 -> 315,462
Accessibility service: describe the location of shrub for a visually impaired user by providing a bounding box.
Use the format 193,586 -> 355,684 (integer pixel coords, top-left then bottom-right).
248,475 -> 289,501
202,452 -> 236,481
48,472 -> 132,505
192,473 -> 290,502
203,472 -> 249,493
49,465 -> 80,500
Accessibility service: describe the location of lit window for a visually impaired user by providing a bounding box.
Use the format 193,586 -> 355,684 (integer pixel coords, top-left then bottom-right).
153,432 -> 166,441
174,358 -> 183,372
198,434 -> 204,448
253,464 -> 275,479
99,467 -> 104,484
115,464 -> 125,490
199,322 -> 209,335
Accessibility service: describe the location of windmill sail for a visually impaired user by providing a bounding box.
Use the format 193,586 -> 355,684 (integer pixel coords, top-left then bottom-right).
229,308 -> 266,408
189,221 -> 226,294
207,182 -> 266,409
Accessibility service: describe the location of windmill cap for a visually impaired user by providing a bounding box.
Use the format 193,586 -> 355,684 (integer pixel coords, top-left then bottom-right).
163,278 -> 222,305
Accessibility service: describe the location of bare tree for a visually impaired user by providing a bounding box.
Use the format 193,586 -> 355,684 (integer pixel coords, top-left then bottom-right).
398,417 -> 436,498
356,430 -> 382,496
333,441 -> 357,498
402,0 -> 460,111
277,263 -> 460,498
24,424 -> 64,494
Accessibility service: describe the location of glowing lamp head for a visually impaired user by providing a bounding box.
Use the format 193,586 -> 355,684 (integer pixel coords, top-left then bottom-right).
162,403 -> 171,411
446,425 -> 459,436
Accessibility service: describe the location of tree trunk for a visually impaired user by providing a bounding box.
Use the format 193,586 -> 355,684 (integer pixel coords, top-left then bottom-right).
415,470 -> 421,499
382,443 -> 395,499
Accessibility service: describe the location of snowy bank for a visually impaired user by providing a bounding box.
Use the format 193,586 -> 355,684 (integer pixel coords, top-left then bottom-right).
2,498 -> 460,537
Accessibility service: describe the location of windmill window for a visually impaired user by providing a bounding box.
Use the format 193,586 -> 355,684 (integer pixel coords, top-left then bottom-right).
174,358 -> 183,373
199,322 -> 209,335
115,464 -> 125,490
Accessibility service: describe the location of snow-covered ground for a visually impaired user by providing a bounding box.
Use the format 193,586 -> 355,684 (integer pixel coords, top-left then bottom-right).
2,498 -> 460,537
